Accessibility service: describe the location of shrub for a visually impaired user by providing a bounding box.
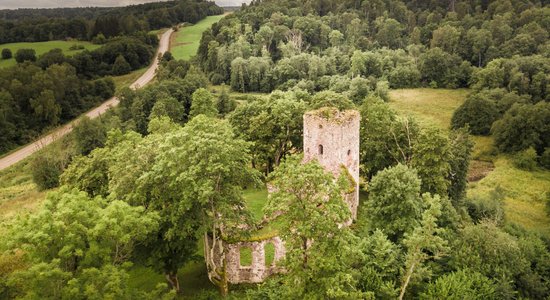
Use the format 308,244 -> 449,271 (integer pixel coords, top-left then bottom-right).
1,48 -> 12,59
15,49 -> 36,63
513,147 -> 538,171
466,187 -> 505,224
112,55 -> 131,75
31,153 -> 64,190
73,116 -> 107,156
161,51 -> 174,62
31,141 -> 74,190
539,148 -> 550,169
451,94 -> 499,135
420,269 -> 497,300
69,44 -> 85,51
491,102 -> 550,153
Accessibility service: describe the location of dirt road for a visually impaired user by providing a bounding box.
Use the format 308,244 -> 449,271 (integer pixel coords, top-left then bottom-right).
0,29 -> 174,171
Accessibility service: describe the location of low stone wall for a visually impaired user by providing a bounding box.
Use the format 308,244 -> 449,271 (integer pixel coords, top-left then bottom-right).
224,236 -> 286,284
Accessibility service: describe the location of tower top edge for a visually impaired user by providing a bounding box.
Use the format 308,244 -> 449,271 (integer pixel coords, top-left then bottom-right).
304,107 -> 360,123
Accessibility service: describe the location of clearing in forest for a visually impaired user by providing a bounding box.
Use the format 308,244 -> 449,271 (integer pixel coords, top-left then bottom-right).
389,88 -> 550,238
0,40 -> 100,68
170,14 -> 225,60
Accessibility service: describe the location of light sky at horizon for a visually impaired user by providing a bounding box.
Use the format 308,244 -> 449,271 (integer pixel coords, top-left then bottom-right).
0,0 -> 250,9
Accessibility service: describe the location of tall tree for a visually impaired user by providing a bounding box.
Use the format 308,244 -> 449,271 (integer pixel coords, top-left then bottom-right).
189,88 -> 217,118
399,194 -> 448,300
266,155 -> 365,298
5,188 -> 165,299
365,164 -> 423,242
148,115 -> 260,295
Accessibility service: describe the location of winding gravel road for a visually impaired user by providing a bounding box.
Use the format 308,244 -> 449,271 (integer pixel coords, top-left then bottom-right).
0,29 -> 174,171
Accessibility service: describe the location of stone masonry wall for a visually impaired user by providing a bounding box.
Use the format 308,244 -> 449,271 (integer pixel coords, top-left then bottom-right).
224,236 -> 285,284
214,108 -> 360,285
302,108 -> 361,219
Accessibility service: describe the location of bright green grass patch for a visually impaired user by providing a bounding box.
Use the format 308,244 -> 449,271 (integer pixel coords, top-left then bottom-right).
0,40 -> 100,69
240,247 -> 253,266
389,88 -> 470,131
127,260 -> 217,299
471,135 -> 496,161
242,188 -> 284,241
265,242 -> 276,266
243,188 -> 268,221
468,157 -> 550,237
171,15 -> 225,60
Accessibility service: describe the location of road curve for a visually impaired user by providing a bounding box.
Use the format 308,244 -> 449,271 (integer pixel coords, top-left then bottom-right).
0,29 -> 174,171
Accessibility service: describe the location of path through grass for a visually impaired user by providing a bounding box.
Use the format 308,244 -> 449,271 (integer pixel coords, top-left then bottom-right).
0,40 -> 100,68
171,15 -> 225,60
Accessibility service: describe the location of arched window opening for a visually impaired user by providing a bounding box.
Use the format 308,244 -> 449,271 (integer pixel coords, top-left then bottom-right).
347,149 -> 351,156
265,242 -> 276,266
240,247 -> 252,267
318,144 -> 324,155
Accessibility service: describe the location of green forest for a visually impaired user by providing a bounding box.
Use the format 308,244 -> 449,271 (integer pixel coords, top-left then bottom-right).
1,0 -> 550,299
0,0 -> 223,154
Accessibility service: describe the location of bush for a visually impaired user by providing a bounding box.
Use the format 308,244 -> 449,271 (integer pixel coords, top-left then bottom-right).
451,94 -> 499,135
112,55 -> 132,75
15,48 -> 36,63
73,116 -> 107,156
69,44 -> 85,51
466,187 -> 505,224
539,148 -> 550,169
161,51 -> 174,62
420,269 -> 497,300
388,64 -> 421,88
513,147 -> 538,171
492,102 -> 550,153
31,141 -> 74,190
31,153 -> 65,190
1,48 -> 12,59
92,33 -> 107,44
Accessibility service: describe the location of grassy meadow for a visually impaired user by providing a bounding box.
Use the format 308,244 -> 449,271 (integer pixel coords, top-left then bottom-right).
0,158 -> 45,223
0,40 -> 100,68
170,14 -> 225,60
389,88 -> 550,238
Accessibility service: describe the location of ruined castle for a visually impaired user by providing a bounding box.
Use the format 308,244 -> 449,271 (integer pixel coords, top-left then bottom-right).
206,107 -> 360,285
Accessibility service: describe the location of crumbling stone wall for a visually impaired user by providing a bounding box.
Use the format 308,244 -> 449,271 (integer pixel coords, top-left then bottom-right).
303,108 -> 360,219
217,236 -> 286,284
209,108 -> 361,285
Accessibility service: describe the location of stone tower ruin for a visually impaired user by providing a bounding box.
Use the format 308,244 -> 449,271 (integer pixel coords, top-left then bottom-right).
206,107 -> 361,286
303,107 -> 360,219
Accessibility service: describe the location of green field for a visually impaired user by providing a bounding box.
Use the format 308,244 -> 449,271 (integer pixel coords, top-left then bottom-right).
171,14 -> 225,60
389,88 -> 550,238
0,40 -> 100,68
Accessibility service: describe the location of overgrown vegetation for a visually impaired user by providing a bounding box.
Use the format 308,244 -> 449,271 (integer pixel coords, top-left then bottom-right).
1,0 -> 550,299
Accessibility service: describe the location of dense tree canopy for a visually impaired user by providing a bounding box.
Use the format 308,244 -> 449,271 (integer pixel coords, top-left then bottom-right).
0,0 -> 223,44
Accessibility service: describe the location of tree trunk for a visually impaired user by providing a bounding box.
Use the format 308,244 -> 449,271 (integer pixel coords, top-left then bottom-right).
478,52 -> 482,67
399,261 -> 416,300
165,272 -> 181,293
218,259 -> 229,297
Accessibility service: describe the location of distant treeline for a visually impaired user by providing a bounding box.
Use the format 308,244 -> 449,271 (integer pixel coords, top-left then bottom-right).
0,62 -> 115,153
196,0 -> 549,160
0,0 -> 223,43
0,33 -> 157,153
